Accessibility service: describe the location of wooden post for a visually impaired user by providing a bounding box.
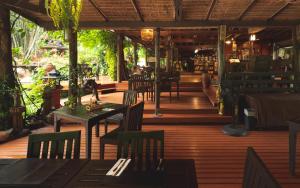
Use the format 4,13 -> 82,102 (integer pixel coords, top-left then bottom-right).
217,25 -> 226,83
145,48 -> 148,66
133,41 -> 138,66
68,27 -> 78,103
155,28 -> 161,116
292,25 -> 300,73
0,6 -> 15,87
117,33 -> 124,83
170,42 -> 174,72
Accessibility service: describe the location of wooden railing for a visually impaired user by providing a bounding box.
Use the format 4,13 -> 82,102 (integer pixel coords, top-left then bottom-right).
223,72 -> 300,93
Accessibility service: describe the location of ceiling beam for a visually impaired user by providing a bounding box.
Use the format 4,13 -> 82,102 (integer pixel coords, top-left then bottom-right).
206,0 -> 217,20
131,0 -> 143,22
1,0 -> 46,14
238,0 -> 257,20
88,0 -> 108,22
0,3 -> 41,25
173,0 -> 182,21
268,2 -> 290,20
42,20 -> 300,30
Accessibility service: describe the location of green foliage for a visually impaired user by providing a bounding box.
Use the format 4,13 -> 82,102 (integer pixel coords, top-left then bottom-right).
23,68 -> 47,115
45,0 -> 82,30
0,81 -> 15,130
78,30 -> 117,80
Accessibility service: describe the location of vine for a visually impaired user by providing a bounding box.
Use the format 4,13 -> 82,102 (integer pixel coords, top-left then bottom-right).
45,0 -> 82,31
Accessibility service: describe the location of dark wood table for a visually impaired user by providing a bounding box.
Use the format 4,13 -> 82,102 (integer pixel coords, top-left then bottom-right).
52,103 -> 127,159
0,159 -> 197,188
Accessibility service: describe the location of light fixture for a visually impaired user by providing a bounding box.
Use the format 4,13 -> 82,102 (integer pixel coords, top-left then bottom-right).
225,40 -> 232,45
141,29 -> 154,41
250,34 -> 256,41
194,49 -> 199,54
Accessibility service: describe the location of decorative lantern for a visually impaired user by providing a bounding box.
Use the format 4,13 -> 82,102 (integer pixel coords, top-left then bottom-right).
141,29 -> 154,41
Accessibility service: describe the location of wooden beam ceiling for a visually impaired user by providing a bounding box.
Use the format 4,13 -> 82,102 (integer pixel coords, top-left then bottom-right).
131,0 -> 143,22
238,0 -> 257,20
0,3 -> 41,25
206,0 -> 217,20
88,0 -> 108,22
268,2 -> 291,21
1,0 -> 46,14
173,0 -> 182,21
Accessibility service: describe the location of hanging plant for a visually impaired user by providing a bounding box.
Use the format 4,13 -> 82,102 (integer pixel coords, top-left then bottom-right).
45,0 -> 82,31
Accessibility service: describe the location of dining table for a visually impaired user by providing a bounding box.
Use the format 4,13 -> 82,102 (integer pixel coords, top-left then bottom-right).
0,158 -> 198,188
52,102 -> 127,159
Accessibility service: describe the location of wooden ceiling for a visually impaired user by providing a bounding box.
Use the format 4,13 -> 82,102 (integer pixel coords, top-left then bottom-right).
0,0 -> 296,56
1,0 -> 300,29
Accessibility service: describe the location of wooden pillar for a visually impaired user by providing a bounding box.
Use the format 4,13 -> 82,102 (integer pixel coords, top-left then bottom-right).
117,33 -> 124,83
217,25 -> 226,83
145,48 -> 148,66
0,7 -> 15,87
155,28 -> 161,115
292,25 -> 300,73
68,26 -> 78,102
272,43 -> 278,60
133,42 -> 138,66
170,42 -> 174,72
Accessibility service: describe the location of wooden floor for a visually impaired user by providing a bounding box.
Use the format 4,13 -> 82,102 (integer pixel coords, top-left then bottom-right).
1,125 -> 300,188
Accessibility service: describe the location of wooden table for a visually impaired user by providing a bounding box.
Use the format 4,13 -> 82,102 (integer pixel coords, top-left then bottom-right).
0,159 -> 197,188
52,103 -> 127,159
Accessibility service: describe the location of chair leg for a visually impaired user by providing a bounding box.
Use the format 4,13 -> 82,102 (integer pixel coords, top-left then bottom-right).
104,120 -> 108,134
95,123 -> 99,137
289,131 -> 297,176
142,92 -> 145,101
169,91 -> 172,103
100,141 -> 105,160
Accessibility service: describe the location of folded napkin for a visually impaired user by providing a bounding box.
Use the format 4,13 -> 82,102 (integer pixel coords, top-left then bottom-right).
106,158 -> 131,177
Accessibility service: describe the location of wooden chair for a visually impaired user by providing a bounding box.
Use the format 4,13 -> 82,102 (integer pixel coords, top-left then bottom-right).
288,121 -> 300,176
117,130 -> 164,170
100,102 -> 144,159
243,147 -> 281,188
102,90 -> 137,134
27,131 -> 81,159
129,74 -> 150,101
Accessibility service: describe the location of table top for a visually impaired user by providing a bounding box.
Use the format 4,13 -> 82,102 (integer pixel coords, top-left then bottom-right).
0,159 -> 197,188
52,103 -> 126,122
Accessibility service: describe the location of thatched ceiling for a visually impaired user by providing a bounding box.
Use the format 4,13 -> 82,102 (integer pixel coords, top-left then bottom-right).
1,0 -> 300,29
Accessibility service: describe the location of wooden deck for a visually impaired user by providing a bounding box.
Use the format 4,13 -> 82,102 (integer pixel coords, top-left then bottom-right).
93,91 -> 232,124
1,125 -> 299,188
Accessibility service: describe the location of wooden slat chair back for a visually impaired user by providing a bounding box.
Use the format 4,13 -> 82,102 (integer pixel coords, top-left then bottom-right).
288,121 -> 300,176
243,147 -> 281,188
99,102 -> 144,160
129,74 -> 148,101
123,101 -> 144,131
102,90 -> 137,134
117,130 -> 164,170
123,90 -> 137,106
27,131 -> 81,159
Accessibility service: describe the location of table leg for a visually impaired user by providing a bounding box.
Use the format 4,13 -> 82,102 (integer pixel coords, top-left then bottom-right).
54,115 -> 61,132
95,123 -> 100,137
86,124 -> 92,159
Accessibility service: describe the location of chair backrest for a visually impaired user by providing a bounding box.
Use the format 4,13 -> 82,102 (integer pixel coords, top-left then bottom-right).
123,101 -> 144,131
117,130 -> 164,170
128,74 -> 145,91
122,90 -> 137,106
243,147 -> 281,188
27,131 -> 81,159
